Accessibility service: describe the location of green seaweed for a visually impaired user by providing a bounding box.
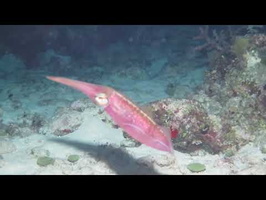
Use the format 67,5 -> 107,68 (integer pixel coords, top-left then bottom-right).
232,37 -> 250,58
224,149 -> 235,157
165,83 -> 176,97
181,131 -> 188,138
0,130 -> 8,137
187,163 -> 206,172
260,58 -> 266,66
67,155 -> 80,163
261,146 -> 266,154
223,129 -> 237,142
37,156 -> 55,167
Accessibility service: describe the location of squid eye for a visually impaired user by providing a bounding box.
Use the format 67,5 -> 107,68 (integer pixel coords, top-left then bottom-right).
95,93 -> 109,106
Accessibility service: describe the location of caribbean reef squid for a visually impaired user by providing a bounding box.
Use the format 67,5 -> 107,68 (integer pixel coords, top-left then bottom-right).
47,76 -> 174,153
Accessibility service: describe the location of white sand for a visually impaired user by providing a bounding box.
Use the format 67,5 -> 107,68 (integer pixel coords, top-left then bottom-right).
1,55 -> 265,175
1,105 -> 266,175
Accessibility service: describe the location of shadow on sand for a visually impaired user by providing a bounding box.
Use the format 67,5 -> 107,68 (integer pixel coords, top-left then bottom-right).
49,138 -> 161,175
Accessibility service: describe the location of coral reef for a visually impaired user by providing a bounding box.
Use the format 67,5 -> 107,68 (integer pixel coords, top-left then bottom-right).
193,25 -> 230,52
184,30 -> 266,153
232,36 -> 250,58
116,28 -> 266,155
0,112 -> 47,138
147,98 -> 222,153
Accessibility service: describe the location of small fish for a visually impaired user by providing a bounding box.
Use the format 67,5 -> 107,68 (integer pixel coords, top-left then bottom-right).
46,76 -> 174,153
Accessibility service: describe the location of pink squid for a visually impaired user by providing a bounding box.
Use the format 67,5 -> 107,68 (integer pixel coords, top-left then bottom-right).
46,76 -> 174,153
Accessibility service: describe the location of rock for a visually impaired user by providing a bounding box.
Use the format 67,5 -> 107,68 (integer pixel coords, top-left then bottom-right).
0,140 -> 16,155
6,123 -> 38,138
122,132 -> 141,147
189,150 -> 208,156
30,147 -> 50,157
165,84 -> 192,99
16,127 -> 35,138
0,130 -> 8,137
136,156 -> 154,168
187,163 -> 206,172
245,155 -> 262,165
260,145 -> 266,154
238,164 -> 266,175
149,98 -> 220,153
39,50 -> 72,73
120,139 -> 141,148
115,66 -> 148,80
137,154 -> 176,168
10,99 -> 22,109
224,149 -> 235,157
49,109 -> 83,136
147,58 -> 167,78
153,154 -> 176,167
70,99 -> 91,112
0,107 -> 3,118
5,123 -> 21,137
37,156 -> 55,167
67,155 -> 80,163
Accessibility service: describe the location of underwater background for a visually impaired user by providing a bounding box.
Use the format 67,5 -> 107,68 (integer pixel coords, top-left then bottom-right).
1,25 -> 266,174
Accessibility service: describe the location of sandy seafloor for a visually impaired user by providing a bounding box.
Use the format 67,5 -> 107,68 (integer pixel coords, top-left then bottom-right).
1,55 -> 266,175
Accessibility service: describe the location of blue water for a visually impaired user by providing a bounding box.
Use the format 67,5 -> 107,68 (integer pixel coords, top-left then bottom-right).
2,25 -> 265,175
0,25 -> 208,122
